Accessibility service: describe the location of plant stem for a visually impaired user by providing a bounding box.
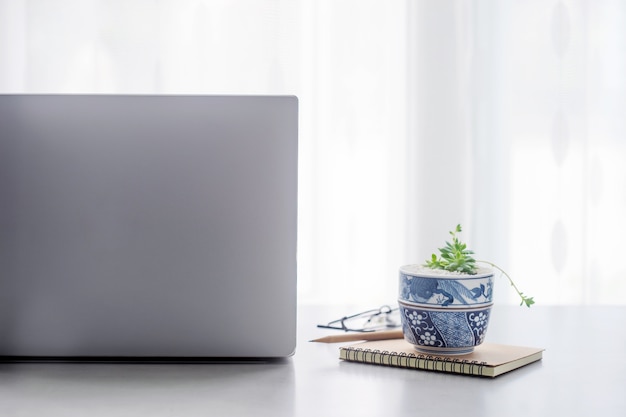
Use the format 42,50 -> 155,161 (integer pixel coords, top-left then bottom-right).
477,260 -> 535,307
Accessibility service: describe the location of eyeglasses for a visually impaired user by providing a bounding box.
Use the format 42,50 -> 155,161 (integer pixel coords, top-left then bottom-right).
317,305 -> 400,332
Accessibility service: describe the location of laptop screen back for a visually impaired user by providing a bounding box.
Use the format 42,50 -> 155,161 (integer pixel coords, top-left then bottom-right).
0,94 -> 298,359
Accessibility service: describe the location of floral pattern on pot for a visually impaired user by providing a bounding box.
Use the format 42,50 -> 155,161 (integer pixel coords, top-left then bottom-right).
399,302 -> 492,355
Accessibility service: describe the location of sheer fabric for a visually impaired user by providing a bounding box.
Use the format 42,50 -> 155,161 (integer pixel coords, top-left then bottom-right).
1,0 -> 624,305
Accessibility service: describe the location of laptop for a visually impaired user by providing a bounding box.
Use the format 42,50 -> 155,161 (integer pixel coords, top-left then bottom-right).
0,94 -> 298,360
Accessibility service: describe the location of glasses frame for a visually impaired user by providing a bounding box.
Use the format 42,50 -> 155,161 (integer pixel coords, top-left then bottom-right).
316,305 -> 399,333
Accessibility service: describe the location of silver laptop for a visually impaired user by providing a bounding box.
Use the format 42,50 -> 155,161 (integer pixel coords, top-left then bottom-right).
0,94 -> 298,360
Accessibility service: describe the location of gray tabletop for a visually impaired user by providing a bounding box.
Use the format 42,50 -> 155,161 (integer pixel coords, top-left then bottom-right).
1,305 -> 624,416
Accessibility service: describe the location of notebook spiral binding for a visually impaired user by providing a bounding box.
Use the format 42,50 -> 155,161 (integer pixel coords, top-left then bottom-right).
343,347 -> 488,376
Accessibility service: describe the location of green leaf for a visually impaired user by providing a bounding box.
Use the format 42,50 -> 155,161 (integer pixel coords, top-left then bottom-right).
422,225 -> 535,307
422,225 -> 478,275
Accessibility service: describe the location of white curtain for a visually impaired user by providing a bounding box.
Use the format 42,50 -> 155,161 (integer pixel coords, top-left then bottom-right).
472,0 -> 626,305
1,0 -> 624,306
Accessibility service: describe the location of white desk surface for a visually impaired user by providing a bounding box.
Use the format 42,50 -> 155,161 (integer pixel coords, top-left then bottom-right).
1,304 -> 625,416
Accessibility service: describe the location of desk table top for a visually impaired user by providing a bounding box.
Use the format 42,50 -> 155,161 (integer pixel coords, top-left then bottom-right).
1,305 -> 624,417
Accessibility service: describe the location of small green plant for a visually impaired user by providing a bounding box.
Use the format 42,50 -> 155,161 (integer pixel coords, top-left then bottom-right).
425,224 -> 535,307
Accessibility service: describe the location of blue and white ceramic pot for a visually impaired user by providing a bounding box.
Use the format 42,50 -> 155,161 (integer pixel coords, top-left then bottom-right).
398,265 -> 494,355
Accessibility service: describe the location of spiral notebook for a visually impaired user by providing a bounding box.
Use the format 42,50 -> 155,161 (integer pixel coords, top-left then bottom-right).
339,339 -> 543,378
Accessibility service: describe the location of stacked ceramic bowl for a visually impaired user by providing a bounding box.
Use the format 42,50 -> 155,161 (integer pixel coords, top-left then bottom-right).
398,264 -> 494,355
